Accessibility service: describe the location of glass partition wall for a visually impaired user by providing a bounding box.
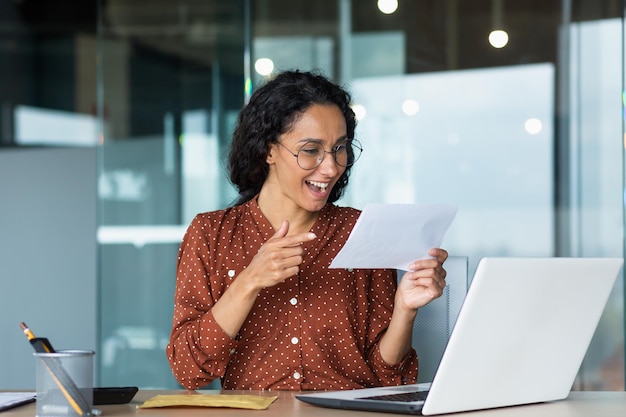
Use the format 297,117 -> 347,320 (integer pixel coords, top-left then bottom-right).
92,0 -> 624,389
96,0 -> 246,388
4,0 -> 623,391
0,0 -> 621,392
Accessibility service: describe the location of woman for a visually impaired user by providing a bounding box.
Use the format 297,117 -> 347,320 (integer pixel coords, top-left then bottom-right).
166,70 -> 448,391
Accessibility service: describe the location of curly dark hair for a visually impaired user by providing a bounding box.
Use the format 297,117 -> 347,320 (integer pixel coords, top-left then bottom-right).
228,70 -> 357,206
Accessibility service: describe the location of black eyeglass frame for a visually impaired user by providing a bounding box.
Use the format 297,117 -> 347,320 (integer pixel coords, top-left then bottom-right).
276,139 -> 363,170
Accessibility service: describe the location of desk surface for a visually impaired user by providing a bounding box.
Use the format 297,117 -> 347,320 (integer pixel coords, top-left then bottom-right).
3,390 -> 626,416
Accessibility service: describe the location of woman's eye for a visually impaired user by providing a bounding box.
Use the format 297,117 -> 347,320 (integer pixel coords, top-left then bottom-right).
334,143 -> 348,152
301,147 -> 320,156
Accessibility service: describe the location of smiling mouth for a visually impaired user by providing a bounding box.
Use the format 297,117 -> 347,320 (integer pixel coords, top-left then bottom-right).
306,180 -> 329,193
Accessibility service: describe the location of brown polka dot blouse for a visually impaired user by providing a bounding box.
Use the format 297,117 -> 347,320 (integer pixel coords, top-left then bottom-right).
166,197 -> 418,390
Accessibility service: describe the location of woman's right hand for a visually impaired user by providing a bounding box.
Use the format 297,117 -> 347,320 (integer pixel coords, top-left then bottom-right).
238,220 -> 317,292
211,220 -> 316,339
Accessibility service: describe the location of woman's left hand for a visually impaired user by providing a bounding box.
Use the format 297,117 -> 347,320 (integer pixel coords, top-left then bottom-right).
396,248 -> 448,312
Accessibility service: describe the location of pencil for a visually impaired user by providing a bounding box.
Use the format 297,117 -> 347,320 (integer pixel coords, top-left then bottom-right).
19,322 -> 93,416
20,322 -> 35,341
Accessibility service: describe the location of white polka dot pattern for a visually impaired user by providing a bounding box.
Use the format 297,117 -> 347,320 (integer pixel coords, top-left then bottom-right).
166,198 -> 418,390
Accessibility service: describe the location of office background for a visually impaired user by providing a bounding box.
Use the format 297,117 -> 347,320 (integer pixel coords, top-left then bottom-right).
0,0 -> 624,391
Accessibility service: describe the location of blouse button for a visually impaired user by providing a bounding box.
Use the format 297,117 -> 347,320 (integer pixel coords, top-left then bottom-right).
289,297 -> 298,305
347,268 -> 353,272
293,371 -> 301,379
228,270 -> 235,277
291,337 -> 299,345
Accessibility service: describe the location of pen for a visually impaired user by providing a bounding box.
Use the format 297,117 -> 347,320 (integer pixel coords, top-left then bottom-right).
19,322 -> 93,416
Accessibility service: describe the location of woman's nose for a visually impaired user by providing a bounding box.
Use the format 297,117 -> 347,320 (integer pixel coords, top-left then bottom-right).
317,150 -> 339,176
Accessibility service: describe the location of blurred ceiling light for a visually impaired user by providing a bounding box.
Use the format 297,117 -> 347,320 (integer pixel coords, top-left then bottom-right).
352,104 -> 367,121
254,58 -> 274,76
489,30 -> 509,48
489,0 -> 508,48
377,0 -> 398,14
402,99 -> 420,116
524,118 -> 543,135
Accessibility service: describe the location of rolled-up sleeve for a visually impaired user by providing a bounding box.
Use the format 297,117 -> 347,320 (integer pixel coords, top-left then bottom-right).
368,342 -> 418,385
364,269 -> 419,386
166,215 -> 237,390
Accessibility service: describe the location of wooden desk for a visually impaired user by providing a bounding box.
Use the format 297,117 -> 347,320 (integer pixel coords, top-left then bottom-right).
4,390 -> 626,416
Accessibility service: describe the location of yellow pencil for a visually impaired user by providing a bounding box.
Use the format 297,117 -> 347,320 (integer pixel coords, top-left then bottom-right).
20,322 -> 36,341
19,322 -> 91,416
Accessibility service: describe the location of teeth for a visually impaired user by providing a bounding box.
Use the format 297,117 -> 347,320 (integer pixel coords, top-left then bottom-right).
308,180 -> 328,190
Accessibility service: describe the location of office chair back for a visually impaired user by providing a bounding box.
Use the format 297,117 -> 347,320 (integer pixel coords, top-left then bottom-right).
404,256 -> 469,383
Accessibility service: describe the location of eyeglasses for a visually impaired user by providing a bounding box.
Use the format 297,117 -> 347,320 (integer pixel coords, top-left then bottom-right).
277,139 -> 363,170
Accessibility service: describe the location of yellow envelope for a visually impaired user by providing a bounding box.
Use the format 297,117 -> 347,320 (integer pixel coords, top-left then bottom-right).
138,394 -> 278,410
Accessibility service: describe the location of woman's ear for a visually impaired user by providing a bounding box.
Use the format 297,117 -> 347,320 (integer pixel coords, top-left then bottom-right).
266,143 -> 277,164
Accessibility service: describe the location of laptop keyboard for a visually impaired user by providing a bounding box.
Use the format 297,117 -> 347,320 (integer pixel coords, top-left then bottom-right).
360,390 -> 429,402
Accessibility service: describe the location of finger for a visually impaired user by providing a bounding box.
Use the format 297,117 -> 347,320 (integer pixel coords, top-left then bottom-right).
410,276 -> 446,294
269,221 -> 317,247
428,248 -> 448,262
406,269 -> 446,284
439,267 -> 447,280
271,220 -> 290,239
408,257 -> 440,272
273,231 -> 317,248
404,268 -> 446,288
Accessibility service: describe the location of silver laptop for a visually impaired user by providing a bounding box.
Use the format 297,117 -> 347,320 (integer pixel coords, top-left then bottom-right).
296,257 -> 623,415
